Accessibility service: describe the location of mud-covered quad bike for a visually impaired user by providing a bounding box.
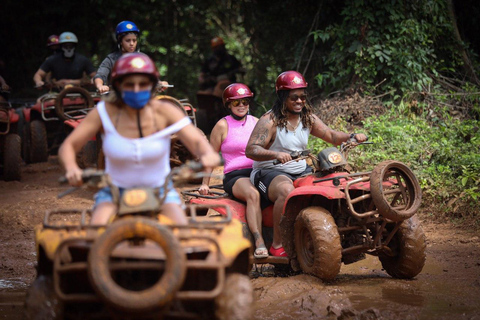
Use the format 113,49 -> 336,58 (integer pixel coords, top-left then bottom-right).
0,96 -> 22,181
185,140 -> 426,281
24,161 -> 253,320
21,85 -> 100,164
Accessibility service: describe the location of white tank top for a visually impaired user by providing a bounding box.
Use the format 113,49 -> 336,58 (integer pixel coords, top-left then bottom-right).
97,101 -> 191,188
252,120 -> 310,175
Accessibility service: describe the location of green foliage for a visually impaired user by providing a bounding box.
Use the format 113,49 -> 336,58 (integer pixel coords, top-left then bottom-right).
311,0 -> 462,95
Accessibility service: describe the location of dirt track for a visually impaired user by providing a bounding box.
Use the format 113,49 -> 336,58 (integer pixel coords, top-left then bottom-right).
1,158 -> 480,319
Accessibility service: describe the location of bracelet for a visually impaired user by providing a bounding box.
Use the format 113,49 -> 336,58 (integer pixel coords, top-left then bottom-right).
349,133 -> 356,139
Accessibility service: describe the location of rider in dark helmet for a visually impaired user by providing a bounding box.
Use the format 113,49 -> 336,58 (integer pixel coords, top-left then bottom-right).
60,52 -> 221,225
94,21 -> 140,94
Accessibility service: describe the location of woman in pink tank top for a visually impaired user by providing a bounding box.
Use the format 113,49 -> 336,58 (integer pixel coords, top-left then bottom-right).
59,53 -> 220,225
199,83 -> 268,258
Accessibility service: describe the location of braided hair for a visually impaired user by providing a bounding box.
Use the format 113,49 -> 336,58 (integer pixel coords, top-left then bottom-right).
269,90 -> 315,130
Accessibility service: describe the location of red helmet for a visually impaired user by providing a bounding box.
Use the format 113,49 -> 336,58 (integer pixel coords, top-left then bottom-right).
211,36 -> 225,48
111,52 -> 159,84
47,35 -> 59,47
275,71 -> 308,92
223,83 -> 254,105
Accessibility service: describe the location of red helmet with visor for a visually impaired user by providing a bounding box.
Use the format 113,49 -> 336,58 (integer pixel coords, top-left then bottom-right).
275,71 -> 308,92
223,83 -> 254,105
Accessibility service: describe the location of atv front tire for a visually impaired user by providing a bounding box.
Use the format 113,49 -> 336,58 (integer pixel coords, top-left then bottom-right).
215,273 -> 253,320
88,218 -> 186,312
294,206 -> 342,281
379,216 -> 426,279
3,133 -> 21,181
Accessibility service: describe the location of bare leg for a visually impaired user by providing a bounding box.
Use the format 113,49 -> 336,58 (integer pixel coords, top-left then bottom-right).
267,176 -> 295,249
232,178 -> 266,251
91,202 -> 117,225
162,203 -> 188,225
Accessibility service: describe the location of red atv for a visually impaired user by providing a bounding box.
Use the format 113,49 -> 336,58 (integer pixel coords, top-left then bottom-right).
184,140 -> 426,281
0,94 -> 22,181
21,86 -> 100,164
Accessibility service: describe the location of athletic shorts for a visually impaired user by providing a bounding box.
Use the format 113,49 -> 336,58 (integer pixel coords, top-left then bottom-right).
94,182 -> 182,209
252,165 -> 312,202
223,168 -> 253,196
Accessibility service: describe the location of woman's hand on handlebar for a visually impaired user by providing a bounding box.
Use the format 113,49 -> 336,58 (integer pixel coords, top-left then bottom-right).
198,183 -> 210,195
97,85 -> 110,94
65,166 -> 84,187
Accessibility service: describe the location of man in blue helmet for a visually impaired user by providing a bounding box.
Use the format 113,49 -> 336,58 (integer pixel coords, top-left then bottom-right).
33,32 -> 96,89
94,21 -> 140,94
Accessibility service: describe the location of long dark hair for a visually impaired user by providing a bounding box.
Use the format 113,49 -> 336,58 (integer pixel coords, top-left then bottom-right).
269,90 -> 315,129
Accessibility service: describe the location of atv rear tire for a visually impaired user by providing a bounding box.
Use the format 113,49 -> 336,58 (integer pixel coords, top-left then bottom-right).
215,273 -> 253,320
294,206 -> 342,281
24,275 -> 63,320
379,216 -> 426,279
29,120 -> 48,163
88,218 -> 186,312
76,140 -> 97,169
3,133 -> 21,181
371,160 -> 422,221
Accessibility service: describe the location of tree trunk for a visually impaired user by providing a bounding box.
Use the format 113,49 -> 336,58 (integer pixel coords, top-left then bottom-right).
447,0 -> 480,85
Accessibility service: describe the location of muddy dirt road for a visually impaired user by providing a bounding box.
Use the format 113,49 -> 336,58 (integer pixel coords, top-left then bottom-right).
1,158 -> 479,319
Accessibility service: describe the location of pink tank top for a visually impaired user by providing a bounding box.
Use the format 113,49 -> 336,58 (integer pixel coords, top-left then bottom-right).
221,115 -> 256,174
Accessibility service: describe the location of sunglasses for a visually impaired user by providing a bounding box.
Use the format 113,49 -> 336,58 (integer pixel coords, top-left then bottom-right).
230,98 -> 250,107
289,94 -> 307,102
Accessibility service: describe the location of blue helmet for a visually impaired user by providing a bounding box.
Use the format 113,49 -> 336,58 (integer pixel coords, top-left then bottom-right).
116,21 -> 139,40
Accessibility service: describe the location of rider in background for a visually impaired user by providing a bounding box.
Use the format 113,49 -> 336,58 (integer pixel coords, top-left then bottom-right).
0,74 -> 10,102
59,52 -> 220,225
33,32 -> 96,90
199,83 -> 268,258
245,70 -> 367,257
94,21 -> 140,94
94,21 -> 169,95
46,35 -> 61,55
198,36 -> 244,98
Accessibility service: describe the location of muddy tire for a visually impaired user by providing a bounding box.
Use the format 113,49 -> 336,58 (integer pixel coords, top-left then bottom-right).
29,120 -> 48,163
215,273 -> 253,320
294,206 -> 342,281
24,275 -> 63,320
370,160 -> 422,221
76,140 -> 97,169
3,134 -> 21,181
55,86 -> 94,121
88,218 -> 186,312
379,216 -> 426,279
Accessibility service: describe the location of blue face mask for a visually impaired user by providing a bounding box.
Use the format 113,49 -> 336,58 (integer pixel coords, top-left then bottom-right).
122,90 -> 151,109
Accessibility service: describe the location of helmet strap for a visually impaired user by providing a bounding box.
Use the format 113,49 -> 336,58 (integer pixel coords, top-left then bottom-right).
137,110 -> 143,138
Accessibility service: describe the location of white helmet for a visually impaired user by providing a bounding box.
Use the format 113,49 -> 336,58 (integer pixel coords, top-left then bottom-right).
59,32 -> 78,44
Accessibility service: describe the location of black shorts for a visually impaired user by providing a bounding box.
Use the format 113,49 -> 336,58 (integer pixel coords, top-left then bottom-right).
253,165 -> 312,202
223,168 -> 253,196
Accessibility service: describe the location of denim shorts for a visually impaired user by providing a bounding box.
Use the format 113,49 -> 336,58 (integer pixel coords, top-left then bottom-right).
94,183 -> 182,208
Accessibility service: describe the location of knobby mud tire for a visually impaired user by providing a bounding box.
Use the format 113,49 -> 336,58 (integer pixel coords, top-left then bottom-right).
88,218 -> 186,312
3,133 -> 21,181
379,216 -> 426,279
24,275 -> 63,320
215,273 -> 253,320
29,120 -> 48,163
370,160 -> 422,222
294,206 -> 342,281
76,140 -> 97,169
54,86 -> 94,121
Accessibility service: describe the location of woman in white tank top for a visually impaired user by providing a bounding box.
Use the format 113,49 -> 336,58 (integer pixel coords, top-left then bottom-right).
59,53 -> 220,225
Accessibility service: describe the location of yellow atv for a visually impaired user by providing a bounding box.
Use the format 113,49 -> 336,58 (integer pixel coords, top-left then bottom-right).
24,162 -> 253,320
